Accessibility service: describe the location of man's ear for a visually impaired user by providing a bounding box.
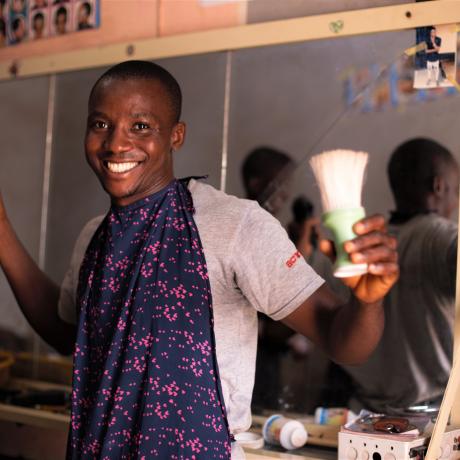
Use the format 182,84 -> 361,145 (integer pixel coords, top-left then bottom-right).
433,175 -> 445,197
171,122 -> 186,151
247,177 -> 263,199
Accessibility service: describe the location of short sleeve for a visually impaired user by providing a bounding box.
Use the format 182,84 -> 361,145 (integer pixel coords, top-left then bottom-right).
231,203 -> 324,321
430,220 -> 458,298
58,216 -> 104,325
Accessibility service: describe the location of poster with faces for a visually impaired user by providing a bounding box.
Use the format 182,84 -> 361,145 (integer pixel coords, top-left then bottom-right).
50,1 -> 70,36
8,0 -> 28,45
0,0 -> 7,47
30,0 -> 47,9
29,3 -> 48,39
0,0 -> 98,45
51,0 -> 100,35
74,0 -> 97,31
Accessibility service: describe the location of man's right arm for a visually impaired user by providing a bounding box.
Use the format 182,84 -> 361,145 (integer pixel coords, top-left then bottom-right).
0,196 -> 76,355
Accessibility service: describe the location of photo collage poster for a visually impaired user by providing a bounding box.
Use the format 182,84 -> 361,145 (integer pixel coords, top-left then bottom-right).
0,0 -> 100,47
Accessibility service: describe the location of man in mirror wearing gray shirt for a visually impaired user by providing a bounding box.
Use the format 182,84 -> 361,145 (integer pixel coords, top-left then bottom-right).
344,137 -> 459,414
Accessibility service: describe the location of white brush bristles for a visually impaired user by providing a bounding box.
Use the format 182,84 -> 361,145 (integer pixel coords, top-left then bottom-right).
309,150 -> 369,212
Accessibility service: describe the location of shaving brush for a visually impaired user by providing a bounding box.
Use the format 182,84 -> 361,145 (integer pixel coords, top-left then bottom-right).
309,149 -> 369,278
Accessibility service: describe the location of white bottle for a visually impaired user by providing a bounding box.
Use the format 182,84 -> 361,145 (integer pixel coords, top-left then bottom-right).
262,414 -> 308,450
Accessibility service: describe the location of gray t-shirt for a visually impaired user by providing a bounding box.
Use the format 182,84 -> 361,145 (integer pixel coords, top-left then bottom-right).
344,213 -> 457,413
58,179 -> 324,434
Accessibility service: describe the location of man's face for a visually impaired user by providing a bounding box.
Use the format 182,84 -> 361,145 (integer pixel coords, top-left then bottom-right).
56,12 -> 66,33
430,29 -> 436,40
33,17 -> 44,36
85,78 -> 185,207
78,5 -> 88,23
12,0 -> 23,13
14,19 -> 25,40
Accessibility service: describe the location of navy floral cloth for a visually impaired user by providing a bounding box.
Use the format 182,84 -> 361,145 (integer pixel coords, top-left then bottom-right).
68,179 -> 231,459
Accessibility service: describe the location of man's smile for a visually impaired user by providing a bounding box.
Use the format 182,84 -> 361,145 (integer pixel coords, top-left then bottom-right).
103,160 -> 141,174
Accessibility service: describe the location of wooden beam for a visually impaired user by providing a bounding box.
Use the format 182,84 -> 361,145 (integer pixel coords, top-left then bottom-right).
0,1 -> 459,80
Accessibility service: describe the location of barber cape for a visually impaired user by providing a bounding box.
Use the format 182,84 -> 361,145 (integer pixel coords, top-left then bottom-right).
67,179 -> 232,459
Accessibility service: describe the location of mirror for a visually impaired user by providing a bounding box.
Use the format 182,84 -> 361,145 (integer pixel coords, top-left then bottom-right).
0,75 -> 50,354
0,24 -> 458,421
225,28 -> 459,415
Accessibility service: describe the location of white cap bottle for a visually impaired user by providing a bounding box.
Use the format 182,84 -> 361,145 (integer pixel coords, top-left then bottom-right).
263,414 -> 308,450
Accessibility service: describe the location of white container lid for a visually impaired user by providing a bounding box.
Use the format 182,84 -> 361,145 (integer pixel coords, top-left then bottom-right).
280,421 -> 308,449
234,432 -> 264,449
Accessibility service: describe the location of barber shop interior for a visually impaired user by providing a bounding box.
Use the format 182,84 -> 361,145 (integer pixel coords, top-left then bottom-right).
0,1 -> 459,459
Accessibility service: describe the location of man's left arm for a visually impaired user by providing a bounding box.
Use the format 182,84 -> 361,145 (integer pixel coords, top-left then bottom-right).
282,215 -> 398,365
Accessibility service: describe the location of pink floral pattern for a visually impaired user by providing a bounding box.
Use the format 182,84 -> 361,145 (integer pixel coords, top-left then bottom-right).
68,180 -> 231,459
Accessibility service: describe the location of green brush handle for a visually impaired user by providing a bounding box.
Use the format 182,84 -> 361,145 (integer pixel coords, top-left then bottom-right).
322,207 -> 368,278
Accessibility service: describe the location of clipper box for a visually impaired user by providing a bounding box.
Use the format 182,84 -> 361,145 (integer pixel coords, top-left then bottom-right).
338,426 -> 460,460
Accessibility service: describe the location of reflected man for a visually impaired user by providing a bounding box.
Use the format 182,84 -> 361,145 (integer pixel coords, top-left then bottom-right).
344,138 -> 459,413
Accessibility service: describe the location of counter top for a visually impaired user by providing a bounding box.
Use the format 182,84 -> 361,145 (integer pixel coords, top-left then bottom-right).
244,446 -> 336,459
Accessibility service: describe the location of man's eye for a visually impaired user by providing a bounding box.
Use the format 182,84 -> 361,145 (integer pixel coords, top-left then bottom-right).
133,122 -> 150,130
92,120 -> 108,129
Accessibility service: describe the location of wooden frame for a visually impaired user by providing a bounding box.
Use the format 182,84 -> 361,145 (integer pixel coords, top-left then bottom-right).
0,1 -> 460,80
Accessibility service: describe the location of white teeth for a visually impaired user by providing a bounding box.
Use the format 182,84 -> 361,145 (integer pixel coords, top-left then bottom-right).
106,161 -> 139,173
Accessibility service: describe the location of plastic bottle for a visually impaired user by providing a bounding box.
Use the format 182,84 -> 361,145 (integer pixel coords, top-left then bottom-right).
262,414 -> 308,450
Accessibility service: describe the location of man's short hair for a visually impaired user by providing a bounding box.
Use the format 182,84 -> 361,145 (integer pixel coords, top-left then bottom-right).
241,146 -> 294,198
388,137 -> 455,207
55,6 -> 67,21
33,12 -> 44,23
12,17 -> 22,31
81,1 -> 91,16
89,60 -> 182,124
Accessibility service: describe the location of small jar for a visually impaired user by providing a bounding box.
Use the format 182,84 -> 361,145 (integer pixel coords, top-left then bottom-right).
262,414 -> 308,450
314,407 -> 351,425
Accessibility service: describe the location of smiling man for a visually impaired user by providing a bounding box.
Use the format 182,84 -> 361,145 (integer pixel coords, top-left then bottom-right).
0,60 -> 398,459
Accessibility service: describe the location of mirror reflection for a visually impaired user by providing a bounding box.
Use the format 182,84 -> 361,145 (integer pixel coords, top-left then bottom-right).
225,28 -> 459,417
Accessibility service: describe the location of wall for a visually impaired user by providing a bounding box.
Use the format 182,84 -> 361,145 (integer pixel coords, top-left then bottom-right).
0,75 -> 49,340
0,0 -> 244,63
0,0 -> 409,63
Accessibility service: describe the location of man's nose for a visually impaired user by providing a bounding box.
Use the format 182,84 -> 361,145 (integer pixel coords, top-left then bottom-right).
103,126 -> 132,154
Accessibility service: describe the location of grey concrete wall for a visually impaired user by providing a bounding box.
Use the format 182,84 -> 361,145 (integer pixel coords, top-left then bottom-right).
0,76 -> 49,339
247,0 -> 410,24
